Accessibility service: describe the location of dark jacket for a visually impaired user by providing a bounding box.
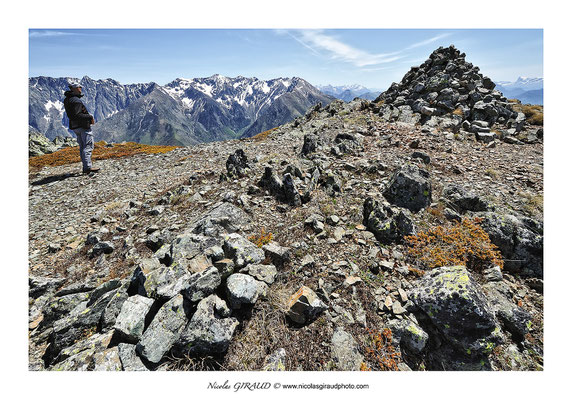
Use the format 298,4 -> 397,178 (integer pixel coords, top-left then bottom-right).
63,91 -> 93,130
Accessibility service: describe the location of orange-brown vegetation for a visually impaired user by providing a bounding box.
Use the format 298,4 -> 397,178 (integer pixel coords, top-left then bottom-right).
361,328 -> 401,371
29,141 -> 179,171
251,127 -> 277,142
510,101 -> 543,126
404,217 -> 504,271
248,228 -> 273,248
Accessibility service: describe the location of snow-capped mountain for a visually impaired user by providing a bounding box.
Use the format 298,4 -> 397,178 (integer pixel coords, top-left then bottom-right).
495,77 -> 543,105
316,84 -> 381,102
29,75 -> 334,146
29,76 -> 157,140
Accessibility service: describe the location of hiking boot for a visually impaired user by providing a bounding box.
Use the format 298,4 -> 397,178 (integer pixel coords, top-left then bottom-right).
83,167 -> 101,174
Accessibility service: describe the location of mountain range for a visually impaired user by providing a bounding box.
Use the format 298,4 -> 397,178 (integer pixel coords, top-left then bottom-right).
494,77 -> 543,105
316,84 -> 381,102
29,75 -> 334,145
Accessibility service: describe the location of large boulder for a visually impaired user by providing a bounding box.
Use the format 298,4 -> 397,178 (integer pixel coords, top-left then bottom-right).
477,212 -> 543,277
225,273 -> 268,309
177,294 -> 239,355
331,328 -> 364,370
114,295 -> 154,342
363,197 -> 416,243
189,202 -> 250,237
410,266 -> 503,356
137,294 -> 188,364
442,184 -> 490,213
383,164 -> 431,212
223,233 -> 265,269
226,149 -> 250,178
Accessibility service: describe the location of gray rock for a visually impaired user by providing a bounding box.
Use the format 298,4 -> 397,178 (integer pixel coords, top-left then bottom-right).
478,212 -> 543,277
282,173 -> 302,206
223,233 -> 265,268
410,265 -> 503,356
383,164 -> 431,212
226,273 -> 268,309
181,266 -> 222,303
286,286 -> 327,325
93,347 -> 122,371
190,202 -> 250,236
91,241 -> 115,257
401,321 -> 429,354
226,149 -> 249,178
331,328 -> 364,370
262,241 -> 291,267
242,263 -> 278,285
301,134 -> 319,156
482,281 -> 532,339
114,295 -> 155,342
29,275 -> 65,299
363,197 -> 416,244
118,343 -> 149,371
442,184 -> 490,213
137,294 -> 188,364
213,258 -> 235,279
142,264 -> 192,300
177,294 -> 238,355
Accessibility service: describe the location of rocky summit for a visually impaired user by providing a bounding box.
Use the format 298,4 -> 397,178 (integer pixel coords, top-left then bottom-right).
28,46 -> 543,372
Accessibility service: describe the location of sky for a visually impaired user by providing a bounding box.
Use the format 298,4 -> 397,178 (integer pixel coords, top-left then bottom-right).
29,29 -> 543,90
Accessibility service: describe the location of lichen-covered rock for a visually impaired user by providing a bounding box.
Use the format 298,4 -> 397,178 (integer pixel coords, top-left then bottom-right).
177,294 -> 238,355
482,281 -> 532,339
443,184 -> 490,213
226,149 -> 249,178
223,233 -> 265,269
189,202 -> 251,236
181,266 -> 222,303
93,347 -> 122,371
286,286 -> 327,325
477,212 -> 543,277
137,294 -> 188,364
142,263 -> 192,300
114,295 -> 155,342
331,328 -> 364,370
410,265 -> 503,356
241,264 -> 278,285
118,343 -> 149,371
225,273 -> 268,309
401,321 -> 429,354
363,197 -> 416,243
383,164 -> 431,212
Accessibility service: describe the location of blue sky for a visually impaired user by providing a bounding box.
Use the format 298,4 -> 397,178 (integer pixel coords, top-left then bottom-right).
29,29 -> 542,90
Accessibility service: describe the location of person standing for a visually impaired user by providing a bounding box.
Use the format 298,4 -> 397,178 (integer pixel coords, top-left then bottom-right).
63,83 -> 100,173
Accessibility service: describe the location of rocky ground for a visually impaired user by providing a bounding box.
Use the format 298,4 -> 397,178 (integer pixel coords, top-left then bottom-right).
28,96 -> 543,371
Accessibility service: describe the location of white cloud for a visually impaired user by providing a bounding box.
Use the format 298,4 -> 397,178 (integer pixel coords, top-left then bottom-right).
292,30 -> 403,67
29,30 -> 92,38
404,33 -> 453,50
287,30 -> 454,69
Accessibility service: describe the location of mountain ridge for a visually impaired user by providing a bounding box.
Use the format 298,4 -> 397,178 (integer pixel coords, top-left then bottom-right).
29,75 -> 334,145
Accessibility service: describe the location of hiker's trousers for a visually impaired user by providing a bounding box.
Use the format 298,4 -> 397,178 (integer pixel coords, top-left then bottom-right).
72,127 -> 94,171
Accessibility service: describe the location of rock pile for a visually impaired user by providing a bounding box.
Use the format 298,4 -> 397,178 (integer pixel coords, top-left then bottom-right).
374,45 -> 530,139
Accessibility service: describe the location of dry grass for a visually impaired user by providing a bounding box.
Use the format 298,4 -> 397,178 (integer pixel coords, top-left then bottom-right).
405,217 -> 504,271
510,102 -> 543,126
251,128 -> 278,142
29,141 -> 179,171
